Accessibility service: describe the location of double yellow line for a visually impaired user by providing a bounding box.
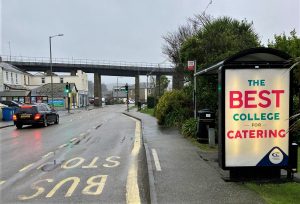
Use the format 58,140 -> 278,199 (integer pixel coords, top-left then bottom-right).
126,118 -> 141,204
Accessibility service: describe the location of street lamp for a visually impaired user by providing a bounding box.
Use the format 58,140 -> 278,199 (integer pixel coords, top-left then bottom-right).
49,33 -> 64,108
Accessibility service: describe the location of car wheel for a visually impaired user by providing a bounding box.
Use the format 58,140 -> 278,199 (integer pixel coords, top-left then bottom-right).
55,115 -> 59,124
16,124 -> 23,129
43,117 -> 48,127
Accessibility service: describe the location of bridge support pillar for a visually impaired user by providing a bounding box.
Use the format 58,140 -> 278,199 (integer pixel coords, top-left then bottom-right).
172,66 -> 184,89
156,74 -> 161,100
70,70 -> 77,76
94,73 -> 102,107
135,75 -> 140,106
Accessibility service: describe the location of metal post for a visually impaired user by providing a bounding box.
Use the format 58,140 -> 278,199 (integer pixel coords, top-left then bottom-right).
117,77 -> 119,101
49,37 -> 54,109
194,60 -> 197,119
49,33 -> 63,108
8,41 -> 11,61
146,74 -> 149,101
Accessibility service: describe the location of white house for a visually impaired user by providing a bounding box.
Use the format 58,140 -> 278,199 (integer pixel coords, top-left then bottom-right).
0,62 -> 32,100
0,60 -> 89,107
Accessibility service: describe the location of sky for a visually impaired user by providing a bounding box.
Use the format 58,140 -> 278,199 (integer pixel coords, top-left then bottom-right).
1,0 -> 299,84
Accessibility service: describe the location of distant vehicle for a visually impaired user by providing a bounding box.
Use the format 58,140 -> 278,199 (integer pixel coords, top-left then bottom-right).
128,99 -> 135,104
89,98 -> 94,104
0,100 -> 22,108
13,103 -> 59,129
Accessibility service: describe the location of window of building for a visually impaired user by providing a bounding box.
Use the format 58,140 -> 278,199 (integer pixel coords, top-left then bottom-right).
148,89 -> 151,94
42,77 -> 45,83
28,76 -> 30,85
16,74 -> 18,84
24,76 -> 26,84
11,73 -> 13,83
60,77 -> 63,83
6,72 -> 9,81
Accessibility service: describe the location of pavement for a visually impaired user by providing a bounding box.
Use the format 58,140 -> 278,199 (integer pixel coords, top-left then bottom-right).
127,110 -> 266,204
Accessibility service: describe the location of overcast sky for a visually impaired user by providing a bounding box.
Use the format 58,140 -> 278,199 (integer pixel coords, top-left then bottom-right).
1,0 -> 299,84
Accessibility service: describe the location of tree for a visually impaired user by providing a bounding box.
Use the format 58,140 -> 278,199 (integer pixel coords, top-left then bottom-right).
162,18 -> 198,89
268,30 -> 300,112
179,16 -> 260,111
158,75 -> 170,95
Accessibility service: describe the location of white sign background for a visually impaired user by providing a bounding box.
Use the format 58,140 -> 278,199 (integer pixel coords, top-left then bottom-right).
225,69 -> 290,167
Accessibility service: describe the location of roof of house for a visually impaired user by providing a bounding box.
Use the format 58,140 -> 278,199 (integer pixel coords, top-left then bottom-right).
0,90 -> 31,97
4,84 -> 29,90
31,83 -> 77,98
0,62 -> 30,75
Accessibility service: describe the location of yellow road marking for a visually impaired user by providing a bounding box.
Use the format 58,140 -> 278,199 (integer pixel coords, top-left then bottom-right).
42,152 -> 54,158
0,180 -> 6,185
19,163 -> 34,172
126,118 -> 141,204
36,164 -> 45,170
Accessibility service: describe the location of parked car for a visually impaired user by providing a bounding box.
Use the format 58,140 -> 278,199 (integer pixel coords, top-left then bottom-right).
13,103 -> 59,129
0,100 -> 22,108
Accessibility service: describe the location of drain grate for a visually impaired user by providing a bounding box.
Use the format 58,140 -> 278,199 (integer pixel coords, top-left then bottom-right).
40,162 -> 61,172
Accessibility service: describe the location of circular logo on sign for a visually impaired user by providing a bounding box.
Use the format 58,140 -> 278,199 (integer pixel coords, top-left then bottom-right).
269,148 -> 283,164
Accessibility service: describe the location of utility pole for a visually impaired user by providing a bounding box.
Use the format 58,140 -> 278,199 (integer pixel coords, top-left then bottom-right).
8,41 -> 11,61
194,60 -> 197,119
49,33 -> 64,109
125,83 -> 129,112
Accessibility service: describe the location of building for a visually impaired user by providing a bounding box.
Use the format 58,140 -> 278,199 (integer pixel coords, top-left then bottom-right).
0,60 -> 88,108
31,83 -> 78,109
29,70 -> 88,107
112,82 -> 155,103
0,62 -> 32,101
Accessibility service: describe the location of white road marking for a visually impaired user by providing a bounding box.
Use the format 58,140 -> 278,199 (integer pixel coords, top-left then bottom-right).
58,143 -> 67,149
152,149 -> 162,171
79,133 -> 85,137
19,163 -> 34,172
70,138 -> 78,142
42,152 -> 54,158
0,180 -> 6,185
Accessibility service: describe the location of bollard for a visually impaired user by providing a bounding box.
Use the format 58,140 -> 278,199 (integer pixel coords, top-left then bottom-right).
208,128 -> 215,147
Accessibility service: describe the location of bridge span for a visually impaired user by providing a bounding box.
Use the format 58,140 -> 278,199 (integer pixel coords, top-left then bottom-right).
1,55 -> 175,106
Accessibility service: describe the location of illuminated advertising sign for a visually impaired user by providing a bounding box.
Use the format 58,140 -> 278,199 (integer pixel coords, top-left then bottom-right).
225,69 -> 290,167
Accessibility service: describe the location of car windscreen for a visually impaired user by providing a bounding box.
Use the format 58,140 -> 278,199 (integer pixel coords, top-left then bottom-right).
15,106 -> 38,114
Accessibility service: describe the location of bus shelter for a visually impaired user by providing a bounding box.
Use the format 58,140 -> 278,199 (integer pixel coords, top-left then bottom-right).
195,47 -> 297,179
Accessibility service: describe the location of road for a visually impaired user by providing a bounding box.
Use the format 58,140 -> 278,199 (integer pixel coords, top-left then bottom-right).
0,105 -> 147,203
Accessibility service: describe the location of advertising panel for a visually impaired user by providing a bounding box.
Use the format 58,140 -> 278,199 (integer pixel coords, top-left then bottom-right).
225,69 -> 290,167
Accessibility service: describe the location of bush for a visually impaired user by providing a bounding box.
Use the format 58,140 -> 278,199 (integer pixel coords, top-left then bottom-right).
181,118 -> 198,138
155,89 -> 192,127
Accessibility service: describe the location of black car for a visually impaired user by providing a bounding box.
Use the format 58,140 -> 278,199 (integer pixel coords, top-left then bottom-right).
13,103 -> 59,129
0,100 -> 22,108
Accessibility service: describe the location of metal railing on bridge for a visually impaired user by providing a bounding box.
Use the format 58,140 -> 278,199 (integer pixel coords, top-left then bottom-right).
0,55 -> 173,69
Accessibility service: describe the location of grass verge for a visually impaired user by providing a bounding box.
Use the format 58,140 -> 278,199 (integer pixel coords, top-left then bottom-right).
245,182 -> 300,204
245,147 -> 300,204
140,108 -> 154,116
186,137 -> 217,152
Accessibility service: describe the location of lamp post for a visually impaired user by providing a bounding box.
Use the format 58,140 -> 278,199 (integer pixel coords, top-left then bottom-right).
49,33 -> 63,108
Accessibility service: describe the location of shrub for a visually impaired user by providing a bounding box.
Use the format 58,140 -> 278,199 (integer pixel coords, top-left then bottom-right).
155,89 -> 192,127
181,118 -> 198,138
